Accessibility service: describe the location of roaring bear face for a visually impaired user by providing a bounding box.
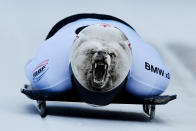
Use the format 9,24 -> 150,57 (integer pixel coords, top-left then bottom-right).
70,24 -> 132,92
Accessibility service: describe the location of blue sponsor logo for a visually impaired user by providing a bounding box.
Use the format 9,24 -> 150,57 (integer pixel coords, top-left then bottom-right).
32,59 -> 49,82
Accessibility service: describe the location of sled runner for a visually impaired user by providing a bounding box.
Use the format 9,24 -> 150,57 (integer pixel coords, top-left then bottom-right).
21,84 -> 176,119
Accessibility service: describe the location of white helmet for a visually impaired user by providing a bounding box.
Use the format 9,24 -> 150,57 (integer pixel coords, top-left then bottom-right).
70,24 -> 132,93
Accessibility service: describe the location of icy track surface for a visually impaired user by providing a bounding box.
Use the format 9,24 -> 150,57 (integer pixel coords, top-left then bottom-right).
0,0 -> 196,130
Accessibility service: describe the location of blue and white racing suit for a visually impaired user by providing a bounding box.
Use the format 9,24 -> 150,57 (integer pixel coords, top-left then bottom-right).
25,14 -> 170,97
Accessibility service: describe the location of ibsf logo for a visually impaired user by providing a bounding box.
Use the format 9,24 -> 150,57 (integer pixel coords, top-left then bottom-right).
32,59 -> 49,82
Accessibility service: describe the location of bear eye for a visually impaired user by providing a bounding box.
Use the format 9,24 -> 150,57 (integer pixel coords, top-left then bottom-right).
109,52 -> 116,58
90,50 -> 96,54
86,49 -> 96,55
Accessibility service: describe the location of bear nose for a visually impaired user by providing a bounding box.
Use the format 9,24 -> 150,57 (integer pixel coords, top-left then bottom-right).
96,51 -> 106,60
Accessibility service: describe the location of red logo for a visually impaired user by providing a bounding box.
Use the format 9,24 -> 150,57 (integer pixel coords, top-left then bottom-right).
101,24 -> 111,28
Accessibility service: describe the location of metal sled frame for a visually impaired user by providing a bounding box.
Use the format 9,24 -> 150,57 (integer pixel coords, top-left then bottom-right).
21,84 -> 177,119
